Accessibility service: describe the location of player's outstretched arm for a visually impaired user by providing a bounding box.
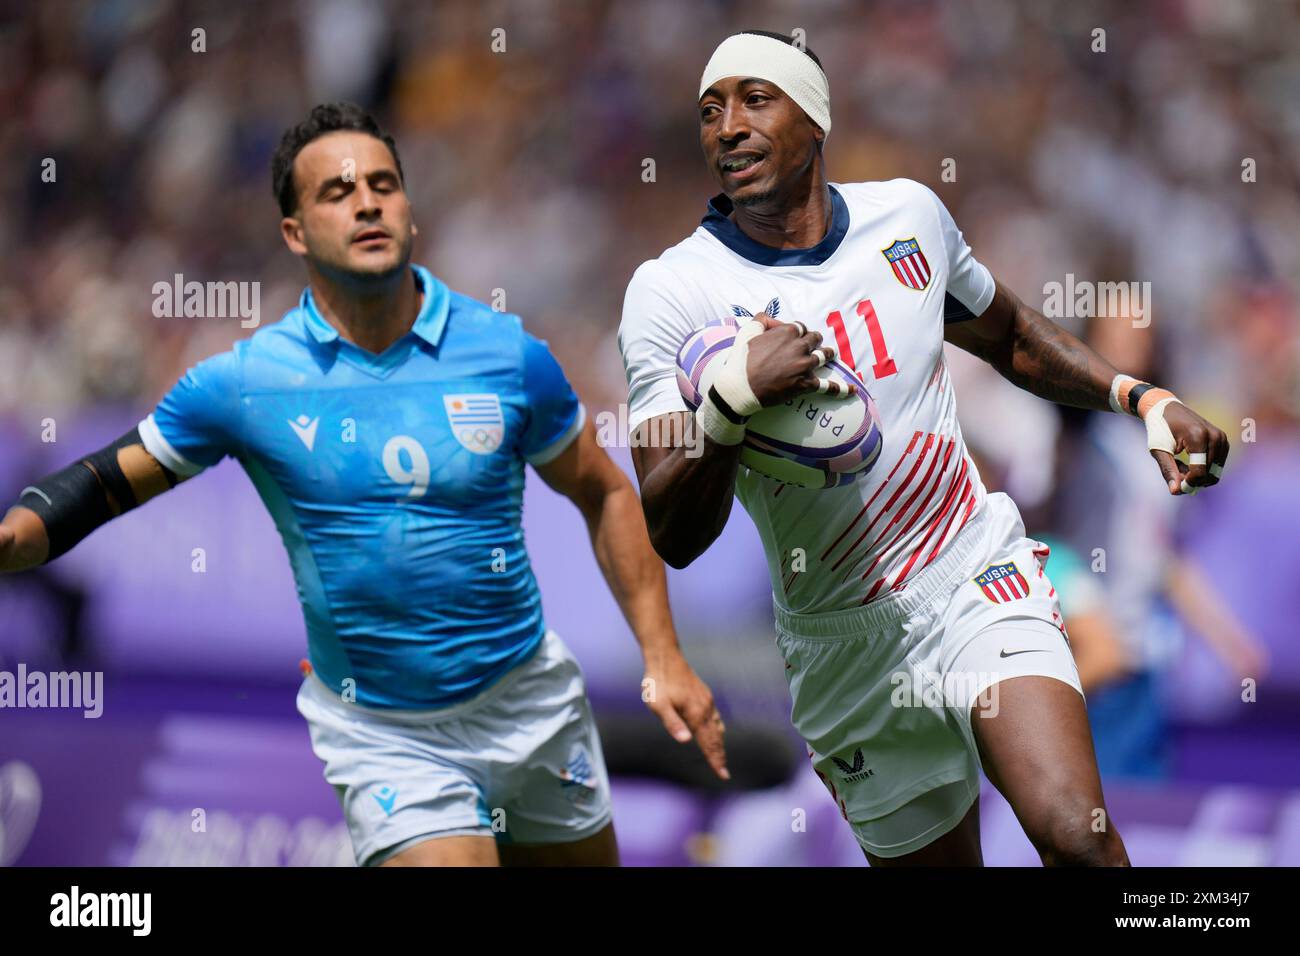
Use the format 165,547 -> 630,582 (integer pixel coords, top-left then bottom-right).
632,314 -> 849,568
0,426 -> 191,573
944,279 -> 1229,495
534,415 -> 730,779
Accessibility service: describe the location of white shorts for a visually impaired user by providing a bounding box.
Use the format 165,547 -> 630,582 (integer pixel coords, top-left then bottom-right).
296,629 -> 613,866
774,492 -> 1084,860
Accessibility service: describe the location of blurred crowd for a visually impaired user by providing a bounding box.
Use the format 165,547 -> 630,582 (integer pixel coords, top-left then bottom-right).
3,0 -> 1299,778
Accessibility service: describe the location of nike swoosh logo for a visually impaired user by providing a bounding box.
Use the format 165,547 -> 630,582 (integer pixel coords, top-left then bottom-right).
999,649 -> 1047,658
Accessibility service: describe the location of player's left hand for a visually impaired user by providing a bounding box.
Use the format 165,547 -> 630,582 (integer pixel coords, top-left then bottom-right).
642,652 -> 730,780
1146,400 -> 1230,496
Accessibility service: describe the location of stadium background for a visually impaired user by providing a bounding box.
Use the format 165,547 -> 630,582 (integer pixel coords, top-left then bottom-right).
2,0 -> 1299,865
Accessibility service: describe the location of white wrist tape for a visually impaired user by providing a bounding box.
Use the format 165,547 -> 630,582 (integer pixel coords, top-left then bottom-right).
1109,374 -> 1138,415
1143,396 -> 1181,455
696,397 -> 747,446
695,318 -> 766,446
711,318 -> 764,417
1143,394 -> 1211,494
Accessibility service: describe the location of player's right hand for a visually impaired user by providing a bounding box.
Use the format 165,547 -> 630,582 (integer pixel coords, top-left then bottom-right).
745,312 -> 854,407
642,651 -> 730,780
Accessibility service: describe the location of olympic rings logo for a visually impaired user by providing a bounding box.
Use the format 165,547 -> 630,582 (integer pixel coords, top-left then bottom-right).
459,427 -> 501,451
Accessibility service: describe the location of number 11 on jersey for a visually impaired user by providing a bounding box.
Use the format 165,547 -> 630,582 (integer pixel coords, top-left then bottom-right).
826,299 -> 897,379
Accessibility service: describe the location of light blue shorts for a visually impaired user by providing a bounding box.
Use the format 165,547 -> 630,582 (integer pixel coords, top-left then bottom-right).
296,629 -> 613,866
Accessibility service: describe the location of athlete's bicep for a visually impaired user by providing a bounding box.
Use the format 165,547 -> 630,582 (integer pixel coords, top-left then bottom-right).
630,412 -> 693,487
532,415 -> 624,513
943,280 -> 1016,358
115,433 -> 195,502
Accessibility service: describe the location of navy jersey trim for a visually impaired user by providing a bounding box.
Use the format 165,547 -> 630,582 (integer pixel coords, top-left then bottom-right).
701,185 -> 849,266
943,292 -> 978,324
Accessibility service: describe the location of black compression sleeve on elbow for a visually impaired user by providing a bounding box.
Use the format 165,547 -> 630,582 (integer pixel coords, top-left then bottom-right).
16,426 -> 146,562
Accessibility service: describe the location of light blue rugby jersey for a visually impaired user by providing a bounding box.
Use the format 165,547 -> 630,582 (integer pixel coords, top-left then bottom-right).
137,264 -> 586,709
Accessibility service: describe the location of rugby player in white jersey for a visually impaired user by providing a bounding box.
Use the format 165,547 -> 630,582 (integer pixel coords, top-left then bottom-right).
619,31 -> 1229,866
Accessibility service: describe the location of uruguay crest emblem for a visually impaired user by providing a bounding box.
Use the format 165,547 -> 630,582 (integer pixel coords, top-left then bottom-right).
443,393 -> 504,455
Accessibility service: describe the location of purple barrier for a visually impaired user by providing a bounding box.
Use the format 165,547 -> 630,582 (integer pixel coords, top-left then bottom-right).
0,678 -> 350,867
4,675 -> 1300,866
1,674 -> 721,867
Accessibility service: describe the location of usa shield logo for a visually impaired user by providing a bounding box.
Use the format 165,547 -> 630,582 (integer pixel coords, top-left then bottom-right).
443,393 -> 504,455
882,238 -> 932,291
974,561 -> 1030,604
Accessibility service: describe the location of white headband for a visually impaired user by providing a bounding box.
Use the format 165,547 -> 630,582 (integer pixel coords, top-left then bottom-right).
698,33 -> 831,137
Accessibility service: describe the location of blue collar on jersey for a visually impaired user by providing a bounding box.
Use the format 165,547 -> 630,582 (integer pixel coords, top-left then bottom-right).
700,184 -> 848,266
299,264 -> 452,349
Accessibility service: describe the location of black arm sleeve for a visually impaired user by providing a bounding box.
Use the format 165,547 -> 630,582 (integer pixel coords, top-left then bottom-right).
15,425 -> 171,562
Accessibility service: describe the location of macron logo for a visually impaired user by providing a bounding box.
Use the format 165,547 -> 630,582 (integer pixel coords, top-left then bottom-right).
373,785 -> 398,816
288,415 -> 319,452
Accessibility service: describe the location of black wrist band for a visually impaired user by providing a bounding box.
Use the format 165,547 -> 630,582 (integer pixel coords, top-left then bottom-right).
1127,382 -> 1154,416
706,385 -> 750,425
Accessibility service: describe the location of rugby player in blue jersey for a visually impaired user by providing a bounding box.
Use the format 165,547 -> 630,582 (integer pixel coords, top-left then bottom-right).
0,103 -> 727,867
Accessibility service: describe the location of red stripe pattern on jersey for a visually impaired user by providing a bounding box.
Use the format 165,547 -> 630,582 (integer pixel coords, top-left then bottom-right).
805,428 -> 979,604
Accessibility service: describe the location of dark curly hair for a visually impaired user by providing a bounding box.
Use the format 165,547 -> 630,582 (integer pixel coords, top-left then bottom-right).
271,102 -> 405,217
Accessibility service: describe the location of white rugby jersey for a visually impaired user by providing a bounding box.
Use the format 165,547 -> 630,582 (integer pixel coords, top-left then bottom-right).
619,178 -> 998,614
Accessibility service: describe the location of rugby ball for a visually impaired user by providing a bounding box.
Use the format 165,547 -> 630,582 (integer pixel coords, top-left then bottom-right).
676,318 -> 884,489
